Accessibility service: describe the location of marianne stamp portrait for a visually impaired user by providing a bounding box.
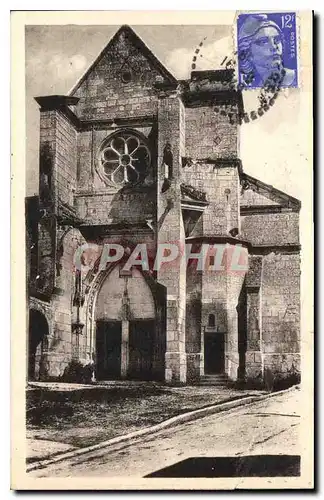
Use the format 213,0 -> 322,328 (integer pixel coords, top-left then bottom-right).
237,12 -> 298,89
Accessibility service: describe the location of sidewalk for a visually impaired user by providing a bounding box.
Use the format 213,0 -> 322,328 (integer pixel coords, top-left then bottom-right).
28,387 -> 300,479
27,435 -> 77,463
27,382 -> 266,463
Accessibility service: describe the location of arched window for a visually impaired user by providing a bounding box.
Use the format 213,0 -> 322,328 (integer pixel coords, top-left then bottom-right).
99,131 -> 151,187
208,314 -> 216,328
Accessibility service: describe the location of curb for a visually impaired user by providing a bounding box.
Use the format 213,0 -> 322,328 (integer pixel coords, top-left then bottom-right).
27,384 -> 299,473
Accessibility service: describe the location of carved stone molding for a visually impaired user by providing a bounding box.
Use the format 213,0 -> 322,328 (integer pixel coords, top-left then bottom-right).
72,322 -> 85,335
181,183 -> 208,203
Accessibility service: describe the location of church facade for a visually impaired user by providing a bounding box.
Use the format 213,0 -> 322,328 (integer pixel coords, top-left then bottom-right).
26,25 -> 301,385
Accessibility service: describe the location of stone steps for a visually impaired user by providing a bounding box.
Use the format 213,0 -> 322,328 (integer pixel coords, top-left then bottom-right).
199,374 -> 229,386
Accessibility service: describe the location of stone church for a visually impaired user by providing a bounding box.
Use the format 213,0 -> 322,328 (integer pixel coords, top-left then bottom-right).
26,25 -> 301,385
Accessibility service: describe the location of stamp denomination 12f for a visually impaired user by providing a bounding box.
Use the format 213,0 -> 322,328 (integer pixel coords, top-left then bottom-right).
237,12 -> 298,89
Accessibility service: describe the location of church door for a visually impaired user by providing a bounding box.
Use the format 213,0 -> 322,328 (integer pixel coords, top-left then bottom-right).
204,331 -> 225,374
96,321 -> 122,380
128,320 -> 155,380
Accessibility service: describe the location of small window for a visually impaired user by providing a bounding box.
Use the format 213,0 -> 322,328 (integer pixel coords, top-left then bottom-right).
209,255 -> 215,267
121,70 -> 132,84
208,314 -> 216,328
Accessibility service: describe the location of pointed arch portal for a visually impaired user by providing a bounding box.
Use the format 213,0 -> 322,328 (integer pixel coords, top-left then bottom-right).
92,265 -> 166,381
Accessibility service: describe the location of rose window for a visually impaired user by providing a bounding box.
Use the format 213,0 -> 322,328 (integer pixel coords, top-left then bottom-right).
100,132 -> 151,186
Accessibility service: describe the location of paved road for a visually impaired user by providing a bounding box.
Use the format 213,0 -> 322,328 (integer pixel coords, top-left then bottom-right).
30,388 -> 300,478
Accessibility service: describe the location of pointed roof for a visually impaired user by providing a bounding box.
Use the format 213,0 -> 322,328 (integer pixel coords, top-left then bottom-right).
240,173 -> 301,211
69,25 -> 177,96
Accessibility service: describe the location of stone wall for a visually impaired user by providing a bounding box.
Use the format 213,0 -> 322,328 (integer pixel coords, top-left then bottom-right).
185,244 -> 248,381
185,106 -> 238,159
39,110 -> 78,210
46,227 -> 87,378
261,251 -> 301,379
182,163 -> 240,236
36,215 -> 57,297
75,188 -> 156,226
72,29 -> 161,121
55,113 -> 78,208
226,258 -> 248,380
157,93 -> 187,383
185,262 -> 202,382
36,110 -> 78,298
241,212 -> 299,246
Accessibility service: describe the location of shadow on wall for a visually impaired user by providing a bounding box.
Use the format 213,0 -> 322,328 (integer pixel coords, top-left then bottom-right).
61,359 -> 95,384
107,185 -> 157,227
237,282 -> 247,381
28,309 -> 49,381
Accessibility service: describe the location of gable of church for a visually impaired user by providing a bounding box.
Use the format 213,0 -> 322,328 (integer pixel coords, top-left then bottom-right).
240,174 -> 301,211
70,25 -> 177,121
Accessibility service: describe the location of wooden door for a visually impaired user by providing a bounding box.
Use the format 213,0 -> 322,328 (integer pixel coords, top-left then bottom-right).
96,321 -> 122,380
204,331 -> 225,374
129,320 -> 155,380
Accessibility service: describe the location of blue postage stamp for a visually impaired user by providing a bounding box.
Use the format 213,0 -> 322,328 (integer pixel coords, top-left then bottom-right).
237,12 -> 298,89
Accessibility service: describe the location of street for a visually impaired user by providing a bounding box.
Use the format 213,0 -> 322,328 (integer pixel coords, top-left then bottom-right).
30,388 -> 300,478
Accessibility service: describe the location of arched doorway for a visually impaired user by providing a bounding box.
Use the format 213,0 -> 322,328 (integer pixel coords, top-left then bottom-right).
28,309 -> 49,380
93,265 -> 163,381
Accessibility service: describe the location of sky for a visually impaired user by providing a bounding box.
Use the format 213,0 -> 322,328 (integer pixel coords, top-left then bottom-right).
25,23 -> 311,209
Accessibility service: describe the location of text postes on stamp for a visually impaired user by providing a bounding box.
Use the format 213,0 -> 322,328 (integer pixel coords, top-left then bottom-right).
237,12 -> 298,89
